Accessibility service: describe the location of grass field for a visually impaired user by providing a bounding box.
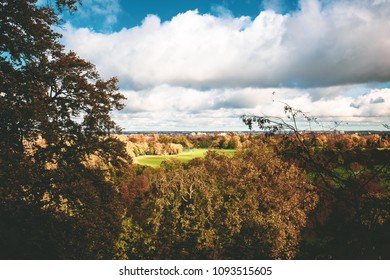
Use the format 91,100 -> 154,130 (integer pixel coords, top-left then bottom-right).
134,149 -> 235,167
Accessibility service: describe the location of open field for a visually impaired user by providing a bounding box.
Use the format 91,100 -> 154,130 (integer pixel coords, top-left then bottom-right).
134,148 -> 235,167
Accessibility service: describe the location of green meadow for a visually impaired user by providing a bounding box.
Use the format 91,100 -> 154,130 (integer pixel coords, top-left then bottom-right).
134,148 -> 235,167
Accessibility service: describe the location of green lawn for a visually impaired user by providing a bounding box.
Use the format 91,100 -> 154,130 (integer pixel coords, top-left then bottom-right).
134,149 -> 235,167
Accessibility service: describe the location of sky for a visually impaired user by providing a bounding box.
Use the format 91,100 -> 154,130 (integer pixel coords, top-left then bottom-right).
54,0 -> 390,131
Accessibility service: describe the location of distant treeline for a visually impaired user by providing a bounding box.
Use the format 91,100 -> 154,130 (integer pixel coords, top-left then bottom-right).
115,132 -> 390,158
122,130 -> 390,135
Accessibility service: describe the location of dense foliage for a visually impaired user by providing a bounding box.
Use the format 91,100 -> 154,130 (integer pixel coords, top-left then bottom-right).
241,110 -> 390,259
0,0 -> 128,259
117,142 -> 318,259
1,0 -> 389,260
114,133 -> 389,260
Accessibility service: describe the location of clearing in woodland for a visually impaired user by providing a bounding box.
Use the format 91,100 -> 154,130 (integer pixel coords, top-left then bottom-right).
134,148 -> 235,167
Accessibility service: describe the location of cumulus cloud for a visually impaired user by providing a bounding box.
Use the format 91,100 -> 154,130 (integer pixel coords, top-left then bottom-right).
370,96 -> 385,104
62,0 -> 390,89
110,85 -> 390,130
69,0 -> 121,30
60,0 -> 390,130
349,89 -> 389,117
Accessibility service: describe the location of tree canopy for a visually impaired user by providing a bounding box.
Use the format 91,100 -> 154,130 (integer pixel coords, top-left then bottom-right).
0,0 -> 129,259
117,143 -> 318,259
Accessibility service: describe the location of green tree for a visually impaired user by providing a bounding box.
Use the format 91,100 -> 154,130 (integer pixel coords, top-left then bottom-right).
0,0 -> 129,259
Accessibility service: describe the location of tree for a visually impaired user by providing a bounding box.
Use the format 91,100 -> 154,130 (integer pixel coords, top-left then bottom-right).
117,144 -> 318,259
0,0 -> 129,259
241,103 -> 390,259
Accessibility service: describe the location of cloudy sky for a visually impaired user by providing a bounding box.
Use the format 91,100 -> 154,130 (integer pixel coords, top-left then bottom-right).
58,0 -> 390,131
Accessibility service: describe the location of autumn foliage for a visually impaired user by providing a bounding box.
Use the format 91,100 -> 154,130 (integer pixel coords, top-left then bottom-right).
1,0 -> 128,259
114,132 -> 389,260
116,141 -> 318,259
1,0 -> 389,260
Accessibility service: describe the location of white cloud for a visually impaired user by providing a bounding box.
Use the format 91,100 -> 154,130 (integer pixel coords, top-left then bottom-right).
73,0 -> 121,30
62,0 -> 390,89
111,85 -> 390,131
349,89 -> 390,117
60,0 -> 390,130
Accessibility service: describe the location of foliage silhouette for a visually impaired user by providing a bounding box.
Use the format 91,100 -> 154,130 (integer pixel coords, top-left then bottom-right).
0,0 -> 129,259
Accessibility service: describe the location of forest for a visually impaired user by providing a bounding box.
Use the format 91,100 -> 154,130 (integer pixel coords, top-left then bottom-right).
114,132 -> 390,259
1,0 -> 389,260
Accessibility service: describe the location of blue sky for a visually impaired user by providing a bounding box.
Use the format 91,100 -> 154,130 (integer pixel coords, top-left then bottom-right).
58,0 -> 390,131
66,0 -> 300,31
